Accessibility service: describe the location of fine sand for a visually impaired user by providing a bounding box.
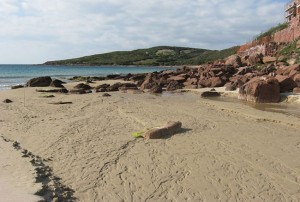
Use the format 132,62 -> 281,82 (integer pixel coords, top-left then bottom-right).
0,83 -> 300,201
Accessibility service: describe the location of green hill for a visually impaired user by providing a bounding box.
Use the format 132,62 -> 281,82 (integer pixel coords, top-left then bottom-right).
44,46 -> 239,66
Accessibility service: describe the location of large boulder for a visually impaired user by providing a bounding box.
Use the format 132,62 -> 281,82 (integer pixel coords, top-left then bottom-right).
275,75 -> 298,92
199,79 -> 211,88
234,66 -> 253,76
210,77 -> 226,87
276,64 -> 300,76
200,91 -> 221,97
26,76 -> 52,87
167,75 -> 187,83
50,79 -> 65,88
260,64 -> 276,75
293,74 -> 300,86
225,55 -> 242,68
184,78 -> 198,86
140,73 -> 157,90
166,80 -> 182,91
149,85 -> 163,94
238,77 -> 280,103
107,82 -> 122,91
130,74 -> 146,82
247,53 -> 263,66
293,87 -> 300,93
74,83 -> 92,90
224,82 -> 237,91
263,56 -> 276,64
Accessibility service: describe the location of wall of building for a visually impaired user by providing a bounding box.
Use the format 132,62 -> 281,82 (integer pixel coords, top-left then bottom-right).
274,18 -> 300,43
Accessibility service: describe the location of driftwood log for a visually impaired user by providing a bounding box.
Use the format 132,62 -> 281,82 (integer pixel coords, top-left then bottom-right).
143,121 -> 182,139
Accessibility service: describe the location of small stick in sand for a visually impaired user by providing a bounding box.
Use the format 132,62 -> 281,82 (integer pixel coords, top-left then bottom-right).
48,101 -> 73,105
143,121 -> 182,139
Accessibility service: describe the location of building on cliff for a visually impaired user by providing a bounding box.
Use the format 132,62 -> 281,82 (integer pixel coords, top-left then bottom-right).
238,0 -> 300,57
285,0 -> 300,22
274,0 -> 300,43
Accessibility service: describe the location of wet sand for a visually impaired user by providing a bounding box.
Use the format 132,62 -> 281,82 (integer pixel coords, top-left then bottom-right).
0,84 -> 300,201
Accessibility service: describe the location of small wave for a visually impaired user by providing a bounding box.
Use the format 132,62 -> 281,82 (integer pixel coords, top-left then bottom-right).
0,76 -> 32,79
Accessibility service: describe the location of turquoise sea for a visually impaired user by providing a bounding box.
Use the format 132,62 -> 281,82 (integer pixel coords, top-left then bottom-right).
0,65 -> 174,91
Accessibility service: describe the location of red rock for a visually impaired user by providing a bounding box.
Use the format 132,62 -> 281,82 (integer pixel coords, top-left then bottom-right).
183,78 -> 198,86
140,73 -> 157,90
293,87 -> 300,93
162,70 -> 174,76
263,56 -> 276,64
238,77 -> 280,103
234,66 -> 253,76
275,75 -> 297,92
167,76 -> 187,82
260,64 -> 276,75
225,55 -> 242,68
199,79 -> 212,87
143,121 -> 182,139
184,85 -> 198,89
224,82 -> 237,91
292,73 -> 300,86
210,77 -> 226,87
149,85 -> 163,94
247,53 -> 263,66
276,64 -> 300,76
289,70 -> 299,78
166,80 -> 182,91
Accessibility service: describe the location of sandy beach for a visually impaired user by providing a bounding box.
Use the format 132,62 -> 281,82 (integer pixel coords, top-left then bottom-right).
1,83 -> 300,201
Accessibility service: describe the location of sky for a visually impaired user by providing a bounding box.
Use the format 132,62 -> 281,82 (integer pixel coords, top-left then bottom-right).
0,0 -> 288,64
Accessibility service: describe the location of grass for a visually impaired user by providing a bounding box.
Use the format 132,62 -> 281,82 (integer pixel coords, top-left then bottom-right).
255,23 -> 289,41
277,41 -> 297,56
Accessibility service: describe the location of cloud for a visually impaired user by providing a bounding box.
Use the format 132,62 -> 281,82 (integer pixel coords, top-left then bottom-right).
0,0 -> 287,63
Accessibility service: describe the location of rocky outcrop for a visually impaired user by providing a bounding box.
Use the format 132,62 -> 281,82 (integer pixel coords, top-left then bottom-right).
292,73 -> 300,86
238,77 -> 280,103
247,53 -> 263,66
50,79 -> 65,88
140,73 -> 157,90
200,91 -> 221,97
26,76 -> 52,87
293,87 -> 300,93
263,56 -> 276,64
11,85 -> 24,89
74,83 -> 92,90
225,55 -> 242,68
149,85 -> 163,94
275,75 -> 297,92
166,80 -> 183,91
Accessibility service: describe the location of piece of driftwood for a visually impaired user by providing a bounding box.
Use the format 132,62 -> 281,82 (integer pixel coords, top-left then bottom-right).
143,121 -> 182,139
48,101 -> 73,105
36,88 -> 68,93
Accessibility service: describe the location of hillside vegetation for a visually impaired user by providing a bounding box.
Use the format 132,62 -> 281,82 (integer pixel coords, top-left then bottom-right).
255,23 -> 289,41
44,46 -> 239,66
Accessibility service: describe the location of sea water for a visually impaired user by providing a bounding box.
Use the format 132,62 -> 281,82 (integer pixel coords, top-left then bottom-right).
0,65 -> 175,91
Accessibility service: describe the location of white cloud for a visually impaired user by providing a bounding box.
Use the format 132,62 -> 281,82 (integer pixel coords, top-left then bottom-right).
0,0 -> 286,63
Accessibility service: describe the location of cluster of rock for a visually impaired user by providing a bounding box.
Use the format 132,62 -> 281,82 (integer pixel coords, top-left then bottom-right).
22,56 -> 300,103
